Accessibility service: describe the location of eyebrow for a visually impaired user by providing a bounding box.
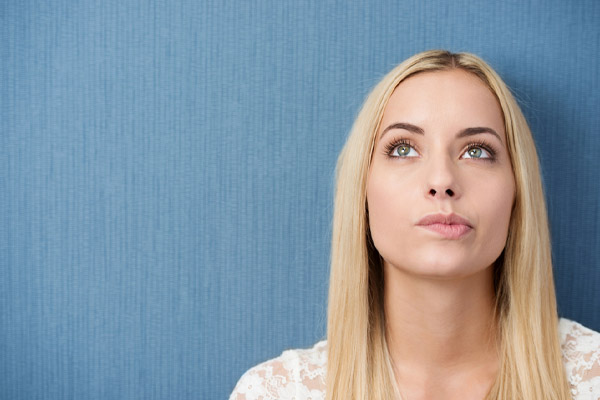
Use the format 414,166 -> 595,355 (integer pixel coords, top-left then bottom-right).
380,122 -> 503,143
457,127 -> 502,142
381,122 -> 424,136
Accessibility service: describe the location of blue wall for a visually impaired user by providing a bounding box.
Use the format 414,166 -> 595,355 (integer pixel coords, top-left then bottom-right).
2,1 -> 599,399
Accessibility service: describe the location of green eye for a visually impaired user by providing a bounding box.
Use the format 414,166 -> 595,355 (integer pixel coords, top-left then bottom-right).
397,145 -> 411,156
386,140 -> 418,158
463,145 -> 494,160
468,147 -> 483,158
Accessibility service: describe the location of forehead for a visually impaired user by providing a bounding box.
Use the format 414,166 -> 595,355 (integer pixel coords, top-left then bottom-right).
380,69 -> 505,139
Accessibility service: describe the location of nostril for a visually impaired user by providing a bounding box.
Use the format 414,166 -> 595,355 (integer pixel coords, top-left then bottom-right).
446,189 -> 454,197
429,189 -> 437,196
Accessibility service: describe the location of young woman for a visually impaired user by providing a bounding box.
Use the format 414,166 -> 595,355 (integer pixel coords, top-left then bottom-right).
230,50 -> 600,400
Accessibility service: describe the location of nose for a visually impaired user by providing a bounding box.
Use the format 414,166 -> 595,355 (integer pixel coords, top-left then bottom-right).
424,155 -> 460,200
429,187 -> 455,197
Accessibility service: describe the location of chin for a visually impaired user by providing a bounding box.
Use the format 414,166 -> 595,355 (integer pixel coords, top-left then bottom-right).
414,264 -> 484,280
388,254 -> 491,280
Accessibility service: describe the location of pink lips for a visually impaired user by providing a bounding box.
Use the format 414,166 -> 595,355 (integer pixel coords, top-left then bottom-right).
416,213 -> 473,240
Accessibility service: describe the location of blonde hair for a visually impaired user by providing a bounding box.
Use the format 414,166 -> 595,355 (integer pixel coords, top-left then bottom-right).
326,50 -> 571,400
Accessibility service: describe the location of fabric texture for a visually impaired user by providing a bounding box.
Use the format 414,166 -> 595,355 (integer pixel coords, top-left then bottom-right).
230,319 -> 600,400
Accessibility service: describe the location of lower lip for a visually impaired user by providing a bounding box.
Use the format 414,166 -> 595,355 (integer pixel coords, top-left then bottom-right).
418,223 -> 472,239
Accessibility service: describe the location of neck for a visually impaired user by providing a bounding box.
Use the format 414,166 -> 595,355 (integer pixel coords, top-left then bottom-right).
384,263 -> 499,394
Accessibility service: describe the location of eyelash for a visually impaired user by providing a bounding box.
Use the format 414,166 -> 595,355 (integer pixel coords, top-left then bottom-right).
383,137 -> 498,162
464,140 -> 498,162
383,138 -> 414,157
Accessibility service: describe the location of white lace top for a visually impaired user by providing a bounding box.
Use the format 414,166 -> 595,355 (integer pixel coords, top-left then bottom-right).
230,319 -> 600,400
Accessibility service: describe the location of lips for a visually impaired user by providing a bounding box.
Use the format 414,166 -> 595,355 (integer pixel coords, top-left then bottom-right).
416,213 -> 473,239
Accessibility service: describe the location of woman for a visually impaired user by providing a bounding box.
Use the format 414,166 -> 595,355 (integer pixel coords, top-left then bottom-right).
230,50 -> 600,399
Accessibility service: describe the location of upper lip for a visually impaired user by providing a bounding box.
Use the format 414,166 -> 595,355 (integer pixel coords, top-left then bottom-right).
416,213 -> 473,228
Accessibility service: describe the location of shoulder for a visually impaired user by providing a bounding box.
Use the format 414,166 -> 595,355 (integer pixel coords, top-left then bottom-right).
559,318 -> 600,398
229,340 -> 327,400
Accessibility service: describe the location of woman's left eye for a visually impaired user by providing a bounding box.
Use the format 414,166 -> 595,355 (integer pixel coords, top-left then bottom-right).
462,146 -> 491,159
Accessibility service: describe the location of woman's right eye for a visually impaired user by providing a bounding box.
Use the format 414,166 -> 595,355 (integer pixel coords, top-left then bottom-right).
389,143 -> 418,158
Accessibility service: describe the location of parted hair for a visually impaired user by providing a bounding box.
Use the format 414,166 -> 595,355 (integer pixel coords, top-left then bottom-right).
326,50 -> 572,400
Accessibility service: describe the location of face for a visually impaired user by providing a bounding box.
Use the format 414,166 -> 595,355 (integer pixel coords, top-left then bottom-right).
366,69 -> 515,279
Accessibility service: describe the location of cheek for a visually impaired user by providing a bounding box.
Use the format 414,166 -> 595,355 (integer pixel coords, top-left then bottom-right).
476,172 -> 515,251
366,170 -> 414,253
482,172 -> 515,221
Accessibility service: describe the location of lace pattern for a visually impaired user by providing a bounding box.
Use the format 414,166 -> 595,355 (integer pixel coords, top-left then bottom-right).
231,319 -> 600,399
230,340 -> 326,400
560,319 -> 600,399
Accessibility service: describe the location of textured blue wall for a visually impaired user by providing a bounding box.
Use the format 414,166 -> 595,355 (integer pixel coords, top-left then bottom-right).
2,1 -> 599,399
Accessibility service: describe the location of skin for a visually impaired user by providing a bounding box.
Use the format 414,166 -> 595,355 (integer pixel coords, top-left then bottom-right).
366,69 -> 516,399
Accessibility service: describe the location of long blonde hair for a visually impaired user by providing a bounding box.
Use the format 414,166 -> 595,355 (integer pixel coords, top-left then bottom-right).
326,50 -> 572,400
